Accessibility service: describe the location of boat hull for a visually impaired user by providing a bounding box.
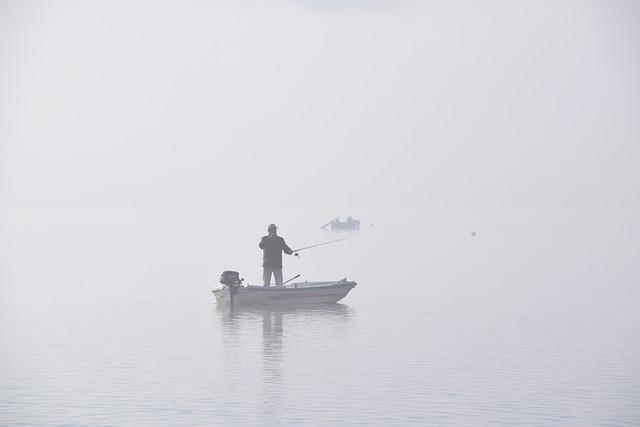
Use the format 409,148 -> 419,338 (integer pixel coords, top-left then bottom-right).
330,222 -> 359,230
212,280 -> 356,306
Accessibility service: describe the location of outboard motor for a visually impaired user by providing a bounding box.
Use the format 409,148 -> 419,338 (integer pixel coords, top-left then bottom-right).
220,271 -> 242,287
220,271 -> 243,307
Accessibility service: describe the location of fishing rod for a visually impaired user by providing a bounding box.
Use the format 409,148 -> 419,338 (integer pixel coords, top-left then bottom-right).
320,217 -> 340,229
282,274 -> 301,285
293,237 -> 349,256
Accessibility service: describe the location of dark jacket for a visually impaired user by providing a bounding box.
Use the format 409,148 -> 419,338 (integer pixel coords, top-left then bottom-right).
259,235 -> 293,268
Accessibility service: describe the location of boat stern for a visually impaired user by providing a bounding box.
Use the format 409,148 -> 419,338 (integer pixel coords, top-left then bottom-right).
211,286 -> 230,304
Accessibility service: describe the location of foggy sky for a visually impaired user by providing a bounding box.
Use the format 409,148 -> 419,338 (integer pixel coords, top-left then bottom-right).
1,0 -> 639,216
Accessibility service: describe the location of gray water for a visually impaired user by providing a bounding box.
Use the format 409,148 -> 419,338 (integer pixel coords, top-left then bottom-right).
1,213 -> 639,425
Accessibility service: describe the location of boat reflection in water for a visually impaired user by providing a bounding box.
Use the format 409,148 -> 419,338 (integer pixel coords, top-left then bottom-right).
215,304 -> 355,423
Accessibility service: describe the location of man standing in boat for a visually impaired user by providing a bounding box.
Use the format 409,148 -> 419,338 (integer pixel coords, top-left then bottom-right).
259,224 -> 294,287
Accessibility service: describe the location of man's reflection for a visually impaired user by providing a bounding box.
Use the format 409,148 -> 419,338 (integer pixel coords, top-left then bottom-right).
216,304 -> 354,422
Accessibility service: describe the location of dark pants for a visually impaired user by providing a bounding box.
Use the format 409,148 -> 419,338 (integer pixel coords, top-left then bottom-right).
263,267 -> 283,286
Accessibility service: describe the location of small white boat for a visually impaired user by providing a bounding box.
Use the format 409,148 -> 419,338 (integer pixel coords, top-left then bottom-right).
212,278 -> 357,306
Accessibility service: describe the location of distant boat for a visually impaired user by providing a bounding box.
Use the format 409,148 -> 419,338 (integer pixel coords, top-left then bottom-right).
331,220 -> 359,230
212,278 -> 357,306
322,217 -> 360,230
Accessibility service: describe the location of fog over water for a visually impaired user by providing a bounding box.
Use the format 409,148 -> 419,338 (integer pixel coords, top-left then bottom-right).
2,0 -> 639,215
1,1 -> 639,425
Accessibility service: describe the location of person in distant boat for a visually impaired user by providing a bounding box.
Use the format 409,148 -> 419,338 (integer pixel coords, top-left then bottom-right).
259,224 -> 294,287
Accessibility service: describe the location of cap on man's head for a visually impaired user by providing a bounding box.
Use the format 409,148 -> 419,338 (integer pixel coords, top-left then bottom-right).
268,224 -> 277,231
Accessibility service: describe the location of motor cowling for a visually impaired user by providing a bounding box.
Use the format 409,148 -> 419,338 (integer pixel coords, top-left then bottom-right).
220,270 -> 242,286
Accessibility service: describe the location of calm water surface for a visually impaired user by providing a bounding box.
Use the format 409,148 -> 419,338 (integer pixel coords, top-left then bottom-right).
1,214 -> 639,425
